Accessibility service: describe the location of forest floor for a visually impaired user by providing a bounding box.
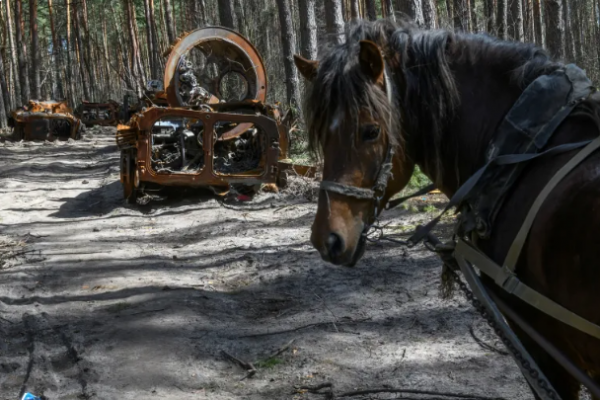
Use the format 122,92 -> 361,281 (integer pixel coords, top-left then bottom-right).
0,127 -> 531,400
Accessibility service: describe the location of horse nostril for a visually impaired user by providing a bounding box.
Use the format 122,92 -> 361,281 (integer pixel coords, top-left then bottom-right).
326,232 -> 344,259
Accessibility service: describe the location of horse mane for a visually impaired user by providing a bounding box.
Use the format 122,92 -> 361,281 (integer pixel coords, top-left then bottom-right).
305,18 -> 562,181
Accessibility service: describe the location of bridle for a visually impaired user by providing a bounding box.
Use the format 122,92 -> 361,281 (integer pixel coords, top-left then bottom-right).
318,62 -> 397,238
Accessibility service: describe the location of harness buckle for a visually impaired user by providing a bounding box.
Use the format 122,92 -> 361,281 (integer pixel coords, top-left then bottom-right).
499,268 -> 520,294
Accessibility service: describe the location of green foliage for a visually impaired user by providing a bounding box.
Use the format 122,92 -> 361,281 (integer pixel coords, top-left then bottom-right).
406,166 -> 432,192
255,357 -> 282,369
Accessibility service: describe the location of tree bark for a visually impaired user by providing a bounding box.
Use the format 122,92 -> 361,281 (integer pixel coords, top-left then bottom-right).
234,0 -> 247,36
398,0 -> 425,25
350,0 -> 360,18
484,0 -> 495,33
470,0 -> 478,32
29,0 -> 40,99
569,0 -> 583,65
142,0 -> 158,79
64,0 -> 76,106
454,0 -> 469,31
4,0 -> 20,107
533,0 -> 543,45
497,0 -> 508,39
381,0 -> 395,21
325,0 -> 345,45
15,0 -> 30,105
73,5 -> 91,101
275,0 -> 302,112
163,0 -> 176,44
47,0 -> 64,100
543,0 -> 565,59
510,0 -> 524,40
365,0 -> 377,20
561,0 -> 574,61
0,49 -> 10,126
423,0 -> 438,29
298,0 -> 318,60
594,0 -> 600,76
218,0 -> 236,29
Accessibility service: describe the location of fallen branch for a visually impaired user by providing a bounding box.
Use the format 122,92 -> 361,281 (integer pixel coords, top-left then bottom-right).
237,318 -> 370,338
263,338 -> 295,360
294,383 -> 507,400
337,388 -> 507,400
221,350 -> 256,380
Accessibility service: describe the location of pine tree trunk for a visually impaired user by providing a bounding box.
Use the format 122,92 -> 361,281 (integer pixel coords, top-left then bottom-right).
569,0 -> 582,65
423,0 -> 438,29
365,0 -> 377,20
80,0 -> 97,100
64,0 -> 75,106
454,0 -> 469,31
47,0 -> 64,100
325,0 -> 345,44
524,0 -> 534,42
73,6 -> 91,101
234,0 -> 247,36
0,4 -> 12,112
510,0 -> 524,40
350,0 -> 360,18
398,0 -> 425,25
218,0 -> 236,29
533,0 -> 543,45
594,0 -> 600,75
543,0 -> 565,59
275,0 -> 302,112
142,0 -> 158,79
15,0 -> 30,105
562,0 -> 574,61
4,0 -> 20,107
29,0 -> 40,99
381,0 -> 395,21
298,0 -> 318,59
484,0 -> 495,33
497,0 -> 508,39
148,0 -> 162,73
446,0 -> 454,24
0,49 -> 9,126
470,0 -> 478,32
163,0 -> 176,44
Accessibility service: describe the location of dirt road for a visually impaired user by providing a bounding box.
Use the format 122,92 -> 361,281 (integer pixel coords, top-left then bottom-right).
0,128 -> 530,400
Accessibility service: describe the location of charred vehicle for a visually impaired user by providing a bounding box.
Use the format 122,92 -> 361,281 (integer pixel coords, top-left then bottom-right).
116,27 -> 295,203
77,100 -> 121,127
8,100 -> 84,141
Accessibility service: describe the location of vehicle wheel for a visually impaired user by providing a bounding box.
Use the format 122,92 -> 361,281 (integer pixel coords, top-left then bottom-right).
121,151 -> 138,203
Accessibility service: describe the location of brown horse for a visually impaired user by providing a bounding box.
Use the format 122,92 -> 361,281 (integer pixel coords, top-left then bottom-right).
295,19 -> 600,400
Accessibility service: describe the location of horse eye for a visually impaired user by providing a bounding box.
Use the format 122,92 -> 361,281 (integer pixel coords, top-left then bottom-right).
361,125 -> 380,142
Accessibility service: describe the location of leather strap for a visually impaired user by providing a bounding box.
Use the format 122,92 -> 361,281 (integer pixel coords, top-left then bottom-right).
503,135 -> 600,271
455,238 -> 600,340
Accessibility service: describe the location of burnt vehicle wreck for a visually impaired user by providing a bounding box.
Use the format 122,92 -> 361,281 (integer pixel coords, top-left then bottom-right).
116,27 -> 295,203
77,100 -> 121,127
8,100 -> 84,141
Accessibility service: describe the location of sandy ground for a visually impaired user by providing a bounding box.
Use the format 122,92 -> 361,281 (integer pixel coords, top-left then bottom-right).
0,127 -> 532,400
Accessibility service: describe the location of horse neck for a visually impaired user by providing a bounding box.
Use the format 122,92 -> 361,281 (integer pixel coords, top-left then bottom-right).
411,50 -> 525,198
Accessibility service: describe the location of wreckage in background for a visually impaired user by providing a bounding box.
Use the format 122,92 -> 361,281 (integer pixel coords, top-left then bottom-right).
77,100 -> 121,127
116,27 -> 303,203
8,100 -> 84,141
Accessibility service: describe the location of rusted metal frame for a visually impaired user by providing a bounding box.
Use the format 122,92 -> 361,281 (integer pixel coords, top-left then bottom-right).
126,107 -> 281,188
80,101 -> 120,126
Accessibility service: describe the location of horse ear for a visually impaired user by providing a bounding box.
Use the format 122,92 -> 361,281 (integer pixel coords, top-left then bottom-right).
294,54 -> 319,82
359,40 -> 385,86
